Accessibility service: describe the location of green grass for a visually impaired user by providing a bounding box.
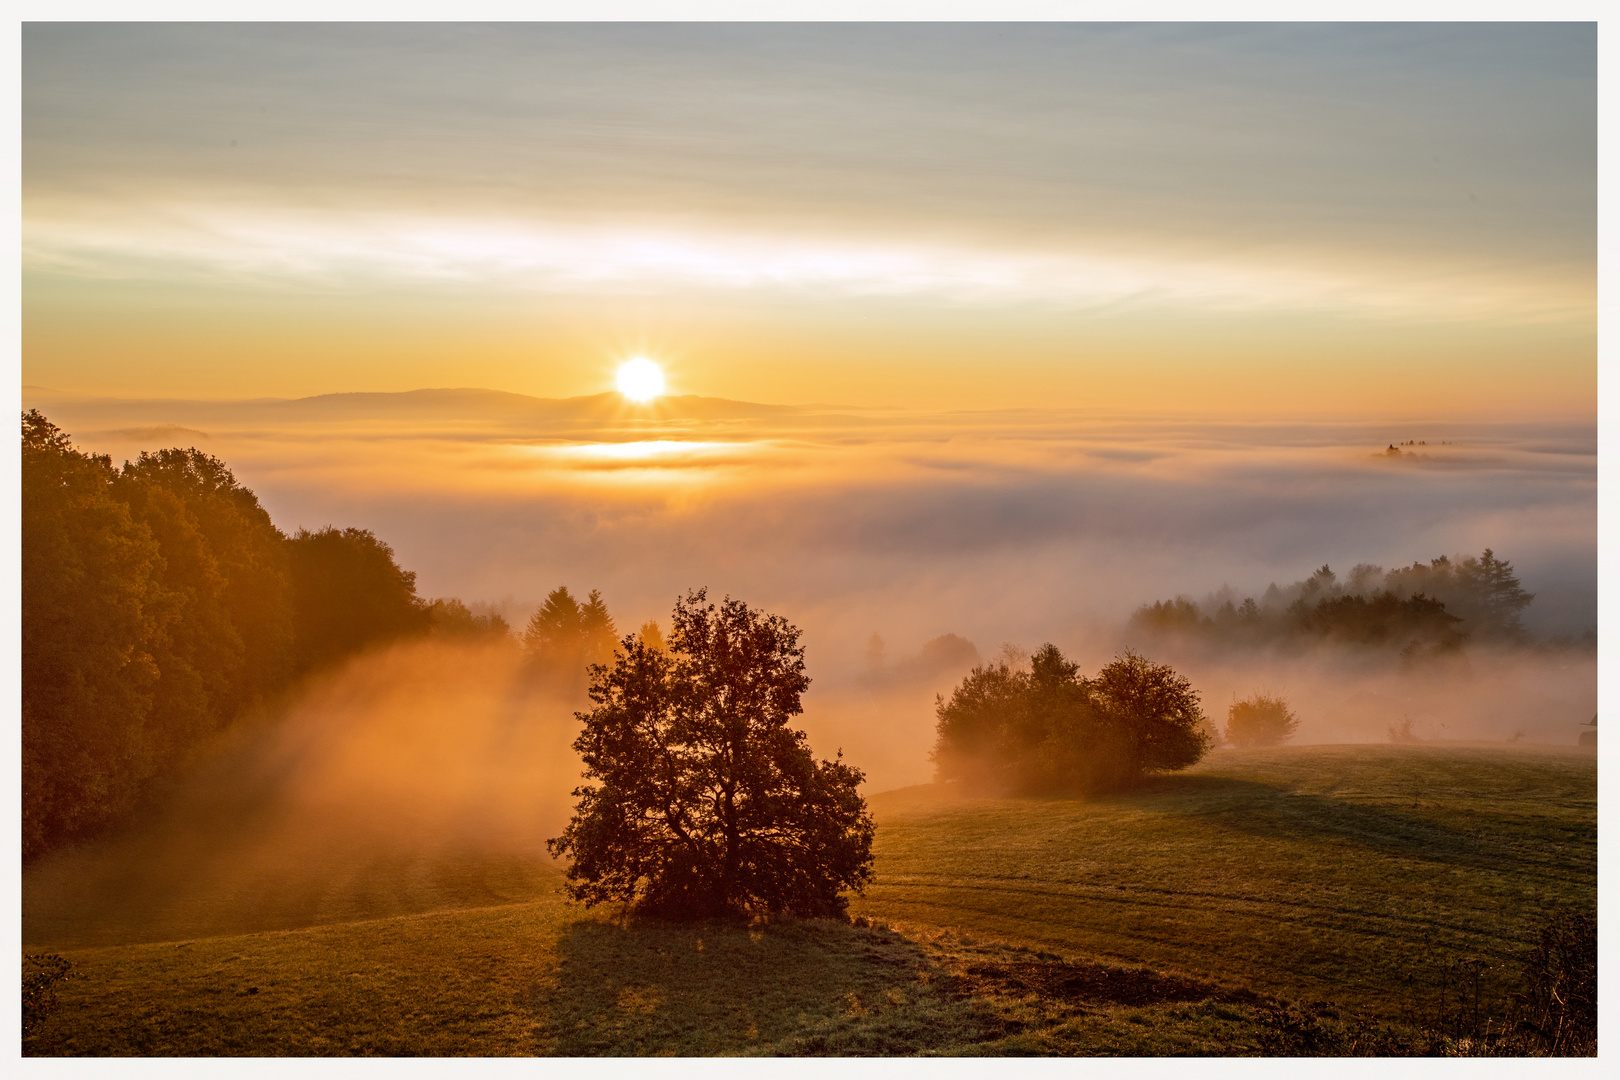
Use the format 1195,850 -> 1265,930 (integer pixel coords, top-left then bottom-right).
19,893 -> 1317,1056
23,743 -> 1595,1056
851,743 -> 1596,1016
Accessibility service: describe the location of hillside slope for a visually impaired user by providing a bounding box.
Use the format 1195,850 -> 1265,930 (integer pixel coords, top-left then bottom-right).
852,743 -> 1596,1016
25,744 -> 1595,1055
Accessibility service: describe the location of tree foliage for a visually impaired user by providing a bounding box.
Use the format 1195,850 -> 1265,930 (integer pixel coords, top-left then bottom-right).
932,644 -> 1210,795
548,589 -> 875,919
1224,693 -> 1300,748
20,411 -> 489,860
287,526 -> 430,669
635,619 -> 667,652
1088,650 -> 1212,774
23,411 -> 166,857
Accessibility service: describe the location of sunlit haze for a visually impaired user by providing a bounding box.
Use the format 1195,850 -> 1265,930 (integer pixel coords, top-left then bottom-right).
19,27 -> 1599,1050
19,19 -> 1600,786
616,357 -> 665,402
21,22 -> 1596,769
22,24 -> 1594,416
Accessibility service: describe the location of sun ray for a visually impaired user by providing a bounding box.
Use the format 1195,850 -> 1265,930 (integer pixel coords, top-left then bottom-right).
616,357 -> 665,402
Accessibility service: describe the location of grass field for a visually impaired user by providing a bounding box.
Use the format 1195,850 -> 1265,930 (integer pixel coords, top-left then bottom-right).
23,743 -> 1596,1056
852,743 -> 1597,1016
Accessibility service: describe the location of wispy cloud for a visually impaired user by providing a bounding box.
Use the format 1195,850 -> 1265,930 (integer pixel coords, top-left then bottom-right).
24,209 -> 1591,325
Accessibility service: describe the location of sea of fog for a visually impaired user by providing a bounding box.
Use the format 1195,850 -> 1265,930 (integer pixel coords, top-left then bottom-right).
21,388 -> 1596,947
25,387 -> 1597,793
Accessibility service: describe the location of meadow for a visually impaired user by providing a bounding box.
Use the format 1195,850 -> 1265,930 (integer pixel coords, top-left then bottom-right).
24,743 -> 1595,1056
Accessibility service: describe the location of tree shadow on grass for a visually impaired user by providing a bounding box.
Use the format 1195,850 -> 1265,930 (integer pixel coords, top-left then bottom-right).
530,912 -> 1284,1056
531,914 -> 1006,1056
1113,775 -> 1496,868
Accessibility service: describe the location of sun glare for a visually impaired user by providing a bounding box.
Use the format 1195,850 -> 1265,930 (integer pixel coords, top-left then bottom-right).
616,357 -> 666,402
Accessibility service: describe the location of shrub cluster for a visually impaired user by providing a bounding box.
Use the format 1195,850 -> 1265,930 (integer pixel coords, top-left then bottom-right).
1224,693 -> 1300,747
931,646 -> 1211,795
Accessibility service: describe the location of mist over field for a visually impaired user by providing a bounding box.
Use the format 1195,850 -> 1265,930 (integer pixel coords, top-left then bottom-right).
24,387 -> 1596,800
22,639 -> 580,946
19,24 -> 1597,1057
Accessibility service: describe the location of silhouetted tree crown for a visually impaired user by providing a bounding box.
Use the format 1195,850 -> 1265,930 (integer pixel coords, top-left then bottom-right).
426,597 -> 512,639
636,619 -> 666,652
22,411 -> 165,857
548,588 -> 875,919
1089,650 -> 1212,775
118,446 -> 297,715
932,644 -> 1209,795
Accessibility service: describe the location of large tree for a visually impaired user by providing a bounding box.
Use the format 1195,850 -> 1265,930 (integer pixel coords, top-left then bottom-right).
21,411 -> 452,860
548,589 -> 874,919
118,447 -> 296,704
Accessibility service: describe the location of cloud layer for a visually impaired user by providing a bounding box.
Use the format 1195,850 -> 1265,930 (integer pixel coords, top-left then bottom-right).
29,389 -> 1595,669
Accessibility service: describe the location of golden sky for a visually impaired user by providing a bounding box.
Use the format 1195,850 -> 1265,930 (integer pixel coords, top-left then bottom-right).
22,24 -> 1595,418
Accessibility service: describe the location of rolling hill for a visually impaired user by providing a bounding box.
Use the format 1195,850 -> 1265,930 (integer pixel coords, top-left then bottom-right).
24,743 -> 1595,1056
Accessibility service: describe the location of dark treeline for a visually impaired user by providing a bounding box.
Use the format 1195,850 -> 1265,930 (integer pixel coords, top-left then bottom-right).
1128,550 -> 1542,663
20,412 -> 512,860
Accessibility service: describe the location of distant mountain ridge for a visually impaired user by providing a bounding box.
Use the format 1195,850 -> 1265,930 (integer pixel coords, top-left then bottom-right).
22,386 -> 808,430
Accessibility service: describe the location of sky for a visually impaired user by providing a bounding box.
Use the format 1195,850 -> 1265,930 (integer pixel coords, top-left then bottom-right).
18,23 -> 1598,773
22,23 -> 1596,416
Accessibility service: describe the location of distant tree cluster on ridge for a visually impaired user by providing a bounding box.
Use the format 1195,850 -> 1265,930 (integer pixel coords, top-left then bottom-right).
1127,552 -> 1537,662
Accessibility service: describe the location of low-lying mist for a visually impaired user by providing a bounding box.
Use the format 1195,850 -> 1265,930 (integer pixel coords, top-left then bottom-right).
21,390 -> 1596,945
21,612 -> 1595,950
22,639 -> 581,947
25,390 -> 1596,661
796,634 -> 1596,797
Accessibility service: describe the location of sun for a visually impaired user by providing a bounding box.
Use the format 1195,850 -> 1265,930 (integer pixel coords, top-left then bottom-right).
616,357 -> 666,402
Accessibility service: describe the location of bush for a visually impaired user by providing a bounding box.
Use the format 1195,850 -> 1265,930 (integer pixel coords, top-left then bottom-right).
1225,693 -> 1300,747
932,645 -> 1210,795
